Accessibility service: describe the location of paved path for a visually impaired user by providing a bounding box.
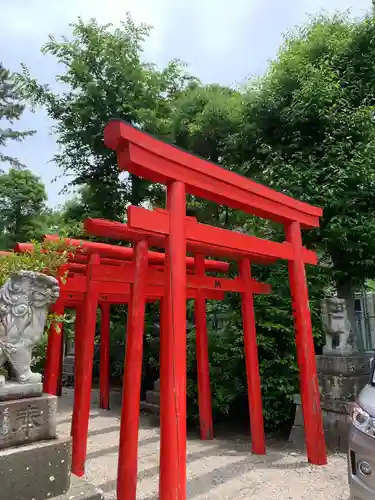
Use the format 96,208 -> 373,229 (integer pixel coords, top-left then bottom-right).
57,390 -> 350,499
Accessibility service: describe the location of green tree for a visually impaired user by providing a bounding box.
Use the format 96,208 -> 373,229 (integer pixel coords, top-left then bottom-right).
19,15 -> 197,220
39,205 -> 83,239
45,185 -> 105,238
166,84 -> 243,226
0,168 -> 48,249
169,84 -> 241,162
139,81 -> 330,430
226,13 -> 375,324
0,63 -> 35,169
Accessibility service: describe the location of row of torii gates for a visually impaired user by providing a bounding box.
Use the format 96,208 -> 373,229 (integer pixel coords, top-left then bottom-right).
15,120 -> 326,500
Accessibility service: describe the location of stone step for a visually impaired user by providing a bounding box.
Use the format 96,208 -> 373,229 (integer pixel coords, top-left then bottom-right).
145,390 -> 160,405
61,387 -> 122,409
140,400 -> 160,417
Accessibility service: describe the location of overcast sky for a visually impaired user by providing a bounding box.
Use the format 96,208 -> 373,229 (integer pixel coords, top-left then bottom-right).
0,0 -> 371,207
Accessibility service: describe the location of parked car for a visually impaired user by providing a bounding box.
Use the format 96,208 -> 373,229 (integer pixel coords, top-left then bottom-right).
348,357 -> 375,499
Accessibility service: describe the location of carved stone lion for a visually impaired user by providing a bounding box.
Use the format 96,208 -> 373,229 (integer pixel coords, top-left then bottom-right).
0,271 -> 60,386
321,296 -> 353,355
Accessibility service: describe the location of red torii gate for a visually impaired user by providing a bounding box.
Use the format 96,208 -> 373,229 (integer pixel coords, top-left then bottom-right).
54,223 -> 273,484
36,231 -> 271,477
103,119 -> 327,500
16,238 -> 256,398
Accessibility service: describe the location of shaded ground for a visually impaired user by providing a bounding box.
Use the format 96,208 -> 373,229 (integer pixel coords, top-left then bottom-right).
57,390 -> 349,500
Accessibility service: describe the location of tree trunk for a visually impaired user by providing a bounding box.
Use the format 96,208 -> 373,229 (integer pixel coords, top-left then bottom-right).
225,206 -> 229,226
130,174 -> 141,206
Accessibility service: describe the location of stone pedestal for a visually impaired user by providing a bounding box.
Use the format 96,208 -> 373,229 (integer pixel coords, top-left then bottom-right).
0,434 -> 71,500
0,393 -> 56,449
0,390 -> 72,499
289,354 -> 373,451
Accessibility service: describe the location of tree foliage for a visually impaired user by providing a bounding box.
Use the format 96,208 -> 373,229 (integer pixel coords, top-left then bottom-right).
18,16 -> 197,219
0,63 -> 35,169
226,13 -> 375,300
166,83 -> 243,226
169,84 -> 242,162
0,168 -> 50,249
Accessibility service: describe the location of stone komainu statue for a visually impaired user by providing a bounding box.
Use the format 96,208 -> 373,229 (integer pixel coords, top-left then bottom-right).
0,271 -> 60,386
321,296 -> 352,355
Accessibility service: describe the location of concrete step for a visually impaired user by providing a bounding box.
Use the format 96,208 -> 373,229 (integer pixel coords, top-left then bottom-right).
145,390 -> 160,405
140,400 -> 160,417
52,475 -> 105,499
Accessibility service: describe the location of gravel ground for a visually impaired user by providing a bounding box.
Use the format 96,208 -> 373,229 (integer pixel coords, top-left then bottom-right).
57,390 -> 350,500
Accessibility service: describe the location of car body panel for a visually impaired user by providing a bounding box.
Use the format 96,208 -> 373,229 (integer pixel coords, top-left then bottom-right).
348,357 -> 375,500
348,423 -> 375,499
357,385 -> 375,417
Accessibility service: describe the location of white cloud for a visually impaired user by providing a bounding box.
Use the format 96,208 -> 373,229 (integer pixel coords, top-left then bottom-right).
2,0 -> 168,60
0,0 -> 373,206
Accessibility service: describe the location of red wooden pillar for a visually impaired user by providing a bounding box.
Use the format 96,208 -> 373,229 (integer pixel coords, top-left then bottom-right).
117,239 -> 148,500
71,305 -> 83,437
286,222 -> 327,465
100,303 -> 111,410
56,323 -> 65,397
44,298 -> 65,395
194,254 -> 213,440
160,298 -> 165,344
239,259 -> 266,455
74,305 -> 84,383
71,253 -> 100,477
159,181 -> 187,500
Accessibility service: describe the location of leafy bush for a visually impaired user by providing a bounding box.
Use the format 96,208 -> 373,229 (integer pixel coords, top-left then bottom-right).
0,239 -> 72,285
142,260 -> 329,433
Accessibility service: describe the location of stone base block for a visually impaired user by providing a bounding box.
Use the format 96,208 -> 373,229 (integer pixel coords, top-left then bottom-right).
289,394 -> 354,452
0,394 -> 57,450
290,355 -> 373,452
316,354 -> 373,376
0,435 -> 71,500
145,389 -> 160,405
140,378 -> 160,421
288,425 -> 306,448
0,381 -> 43,401
317,354 -> 372,401
140,400 -> 160,419
52,475 -> 104,500
318,373 -> 369,401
